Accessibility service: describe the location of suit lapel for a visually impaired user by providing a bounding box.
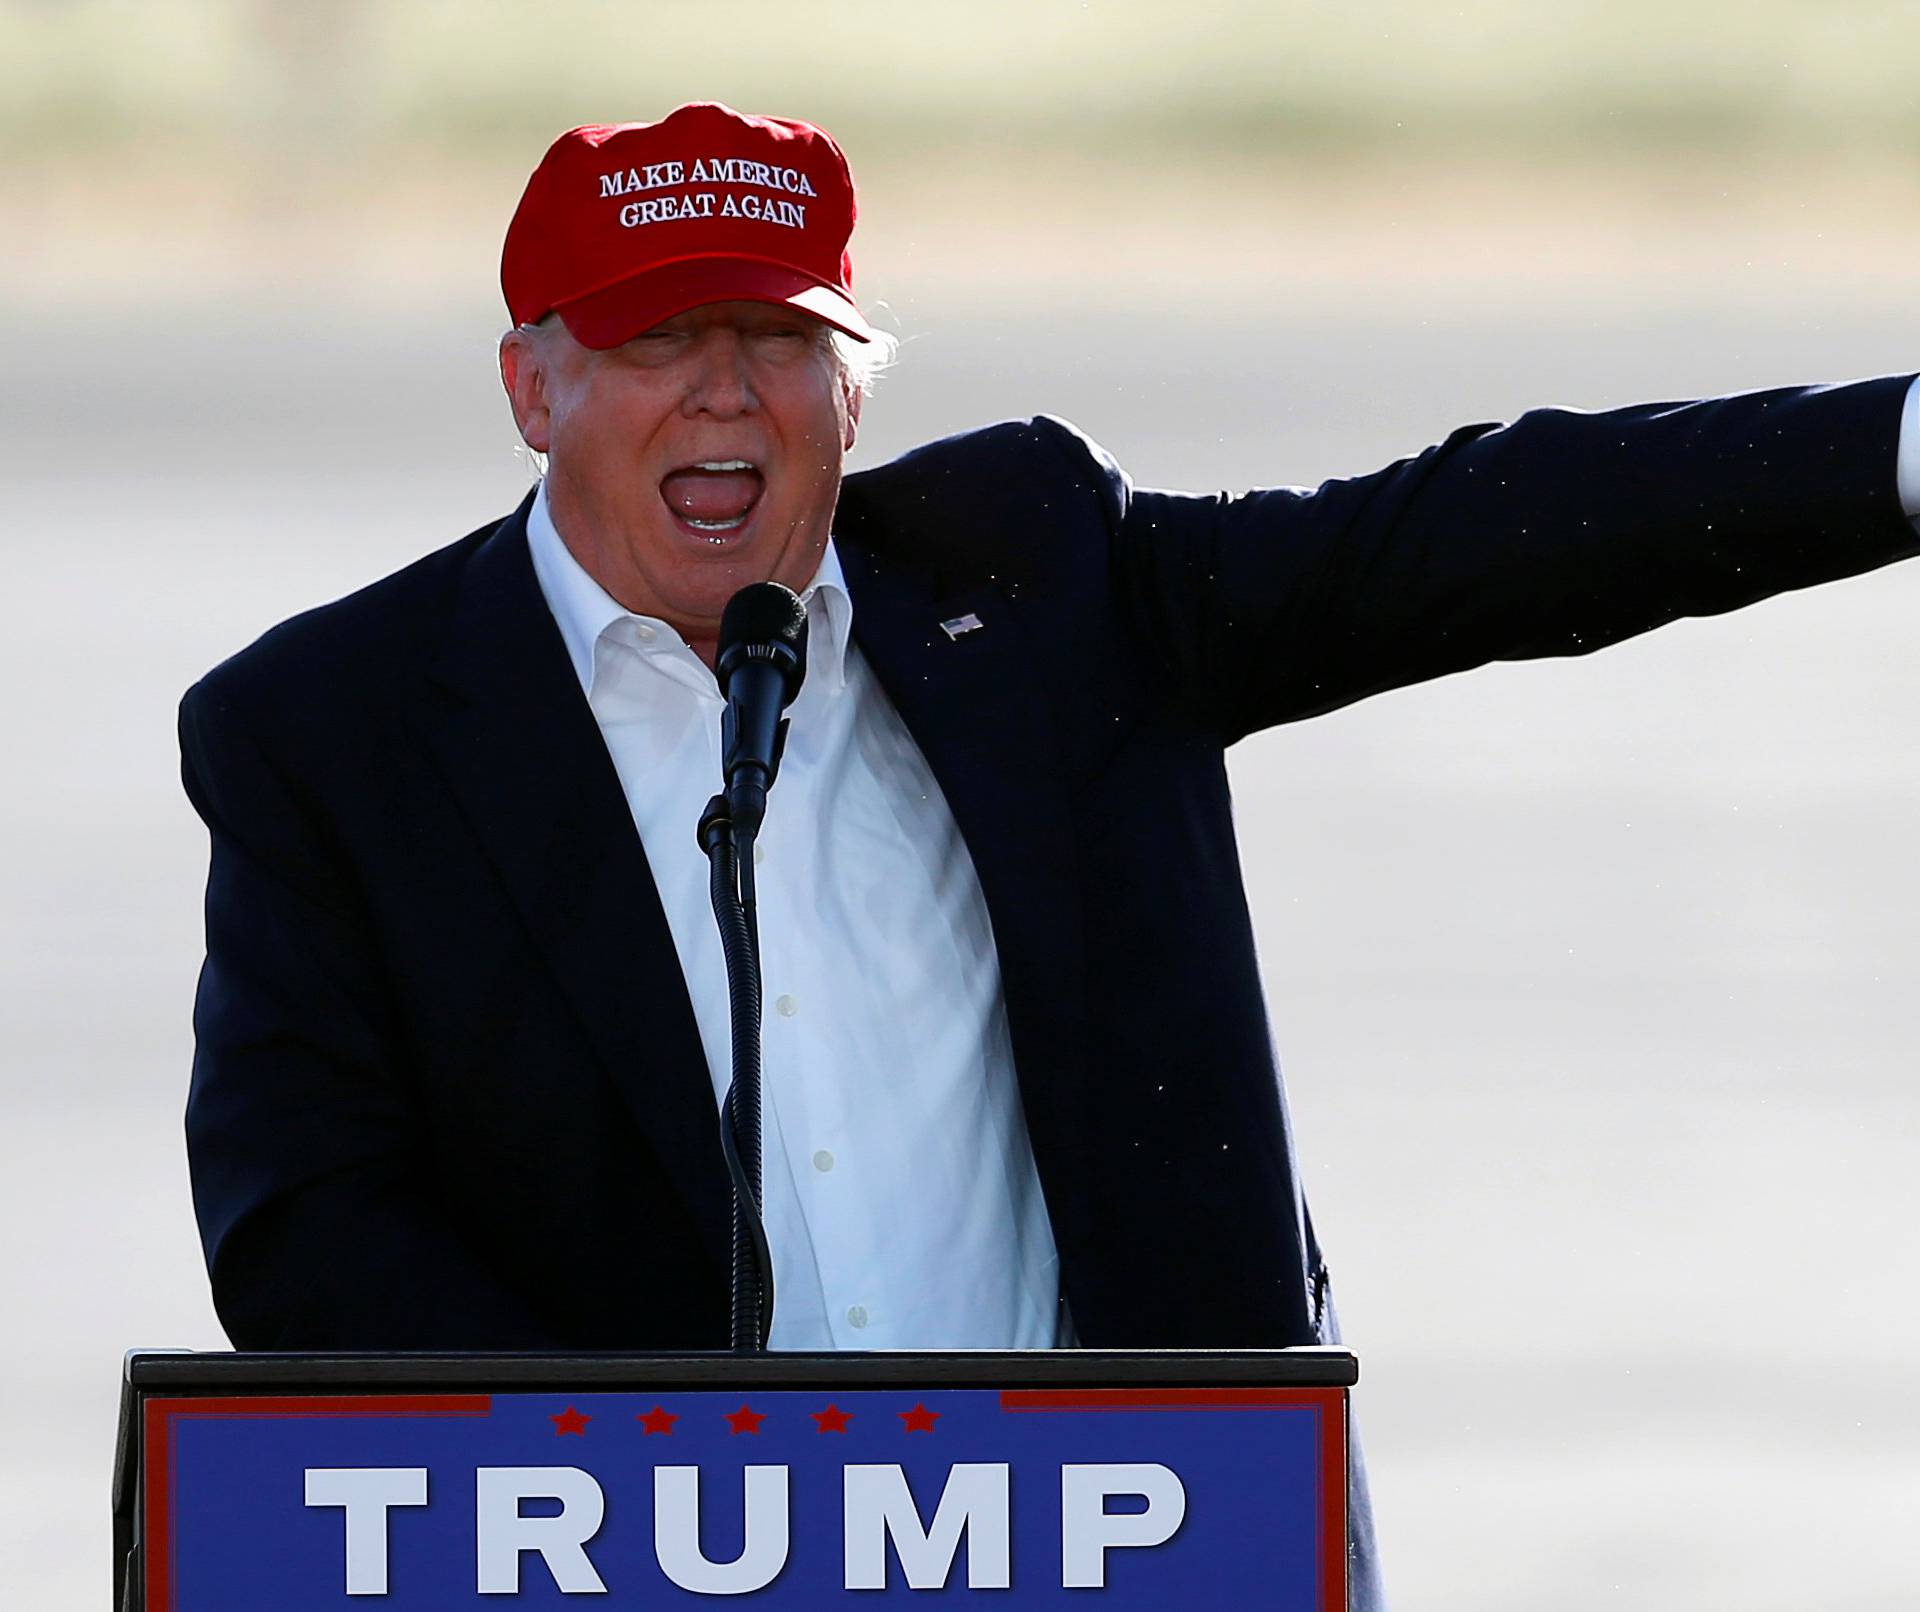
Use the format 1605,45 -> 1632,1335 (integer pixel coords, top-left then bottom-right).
414,498 -> 730,1266
835,523 -> 1096,1263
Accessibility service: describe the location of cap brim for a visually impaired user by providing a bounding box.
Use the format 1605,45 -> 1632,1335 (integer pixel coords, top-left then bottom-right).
553,257 -> 874,349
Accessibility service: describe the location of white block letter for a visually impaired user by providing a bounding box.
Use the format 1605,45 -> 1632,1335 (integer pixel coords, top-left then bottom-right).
304,1467 -> 428,1595
475,1467 -> 607,1595
1060,1463 -> 1187,1588
654,1465 -> 790,1594
844,1462 -> 1011,1590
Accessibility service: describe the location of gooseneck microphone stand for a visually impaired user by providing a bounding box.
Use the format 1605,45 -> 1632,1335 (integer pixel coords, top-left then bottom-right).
696,583 -> 809,1353
700,793 -> 775,1353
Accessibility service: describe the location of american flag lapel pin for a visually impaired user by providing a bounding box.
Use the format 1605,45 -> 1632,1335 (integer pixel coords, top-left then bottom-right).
939,612 -> 985,640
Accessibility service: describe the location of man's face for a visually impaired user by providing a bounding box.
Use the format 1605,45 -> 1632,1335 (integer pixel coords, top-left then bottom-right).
501,299 -> 860,660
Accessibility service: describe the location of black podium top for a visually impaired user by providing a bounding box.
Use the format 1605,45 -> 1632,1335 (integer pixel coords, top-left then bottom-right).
125,1345 -> 1357,1392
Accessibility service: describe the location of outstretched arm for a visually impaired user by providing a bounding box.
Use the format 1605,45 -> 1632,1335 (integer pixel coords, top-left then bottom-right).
1086,373 -> 1920,741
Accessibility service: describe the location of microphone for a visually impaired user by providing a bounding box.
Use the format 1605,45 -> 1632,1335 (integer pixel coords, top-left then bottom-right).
715,582 -> 809,841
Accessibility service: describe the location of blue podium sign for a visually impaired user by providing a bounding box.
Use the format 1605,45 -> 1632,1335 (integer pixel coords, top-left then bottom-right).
141,1383 -> 1345,1608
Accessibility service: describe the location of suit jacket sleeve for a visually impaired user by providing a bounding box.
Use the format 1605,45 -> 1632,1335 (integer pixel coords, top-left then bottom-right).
180,680 -> 558,1350
1065,373 -> 1920,741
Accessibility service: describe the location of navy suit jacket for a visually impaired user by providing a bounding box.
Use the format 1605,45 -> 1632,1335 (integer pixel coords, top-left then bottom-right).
182,380 -> 1917,1602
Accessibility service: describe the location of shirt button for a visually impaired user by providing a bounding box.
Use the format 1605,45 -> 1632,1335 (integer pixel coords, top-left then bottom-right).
633,622 -> 656,643
813,1149 -> 835,1173
846,1305 -> 869,1330
774,994 -> 798,1017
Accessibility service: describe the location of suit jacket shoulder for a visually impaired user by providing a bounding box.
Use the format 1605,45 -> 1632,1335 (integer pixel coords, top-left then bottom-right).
182,507 -> 518,736
838,414 -> 1129,592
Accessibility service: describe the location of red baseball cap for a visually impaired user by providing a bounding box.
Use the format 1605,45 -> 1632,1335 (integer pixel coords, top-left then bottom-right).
502,101 -> 874,348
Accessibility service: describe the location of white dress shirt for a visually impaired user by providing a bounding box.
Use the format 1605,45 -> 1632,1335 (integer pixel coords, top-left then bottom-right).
526,483 -> 1069,1350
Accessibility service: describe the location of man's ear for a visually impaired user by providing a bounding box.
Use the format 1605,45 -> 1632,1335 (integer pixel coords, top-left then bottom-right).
499,332 -> 553,454
843,382 -> 862,452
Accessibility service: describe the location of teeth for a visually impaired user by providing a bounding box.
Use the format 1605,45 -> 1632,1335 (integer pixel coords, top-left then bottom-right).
694,459 -> 755,472
683,516 -> 747,535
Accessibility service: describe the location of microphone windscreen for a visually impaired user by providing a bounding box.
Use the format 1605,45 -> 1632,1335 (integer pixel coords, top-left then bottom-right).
716,581 -> 810,698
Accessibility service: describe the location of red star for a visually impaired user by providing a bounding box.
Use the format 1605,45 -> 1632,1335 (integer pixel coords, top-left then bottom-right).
725,1404 -> 766,1435
636,1405 -> 678,1436
811,1403 -> 853,1434
550,1406 -> 590,1436
898,1402 -> 940,1434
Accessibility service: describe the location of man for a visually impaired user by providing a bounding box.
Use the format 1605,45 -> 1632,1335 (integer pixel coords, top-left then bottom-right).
180,102 -> 1920,1608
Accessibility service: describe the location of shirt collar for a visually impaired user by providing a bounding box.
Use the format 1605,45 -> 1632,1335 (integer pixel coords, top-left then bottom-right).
804,539 -> 854,694
525,479 -> 628,696
525,478 -> 854,698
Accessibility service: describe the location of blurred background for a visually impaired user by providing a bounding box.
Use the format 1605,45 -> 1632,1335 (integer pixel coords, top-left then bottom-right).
5,1 -> 1919,1604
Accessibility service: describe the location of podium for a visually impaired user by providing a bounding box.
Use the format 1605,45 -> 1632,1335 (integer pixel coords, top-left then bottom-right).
114,1347 -> 1356,1608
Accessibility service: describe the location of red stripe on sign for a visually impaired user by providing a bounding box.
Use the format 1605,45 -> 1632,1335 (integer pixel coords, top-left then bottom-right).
151,1393 -> 491,1419
1318,1391 -> 1349,1612
998,1386 -> 1340,1411
142,1399 -> 177,1612
142,1394 -> 492,1612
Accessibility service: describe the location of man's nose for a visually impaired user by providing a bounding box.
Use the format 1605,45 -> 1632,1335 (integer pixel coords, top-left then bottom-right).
681,331 -> 759,418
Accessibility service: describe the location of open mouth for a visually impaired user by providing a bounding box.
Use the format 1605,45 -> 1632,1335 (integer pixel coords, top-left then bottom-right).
659,459 -> 765,540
